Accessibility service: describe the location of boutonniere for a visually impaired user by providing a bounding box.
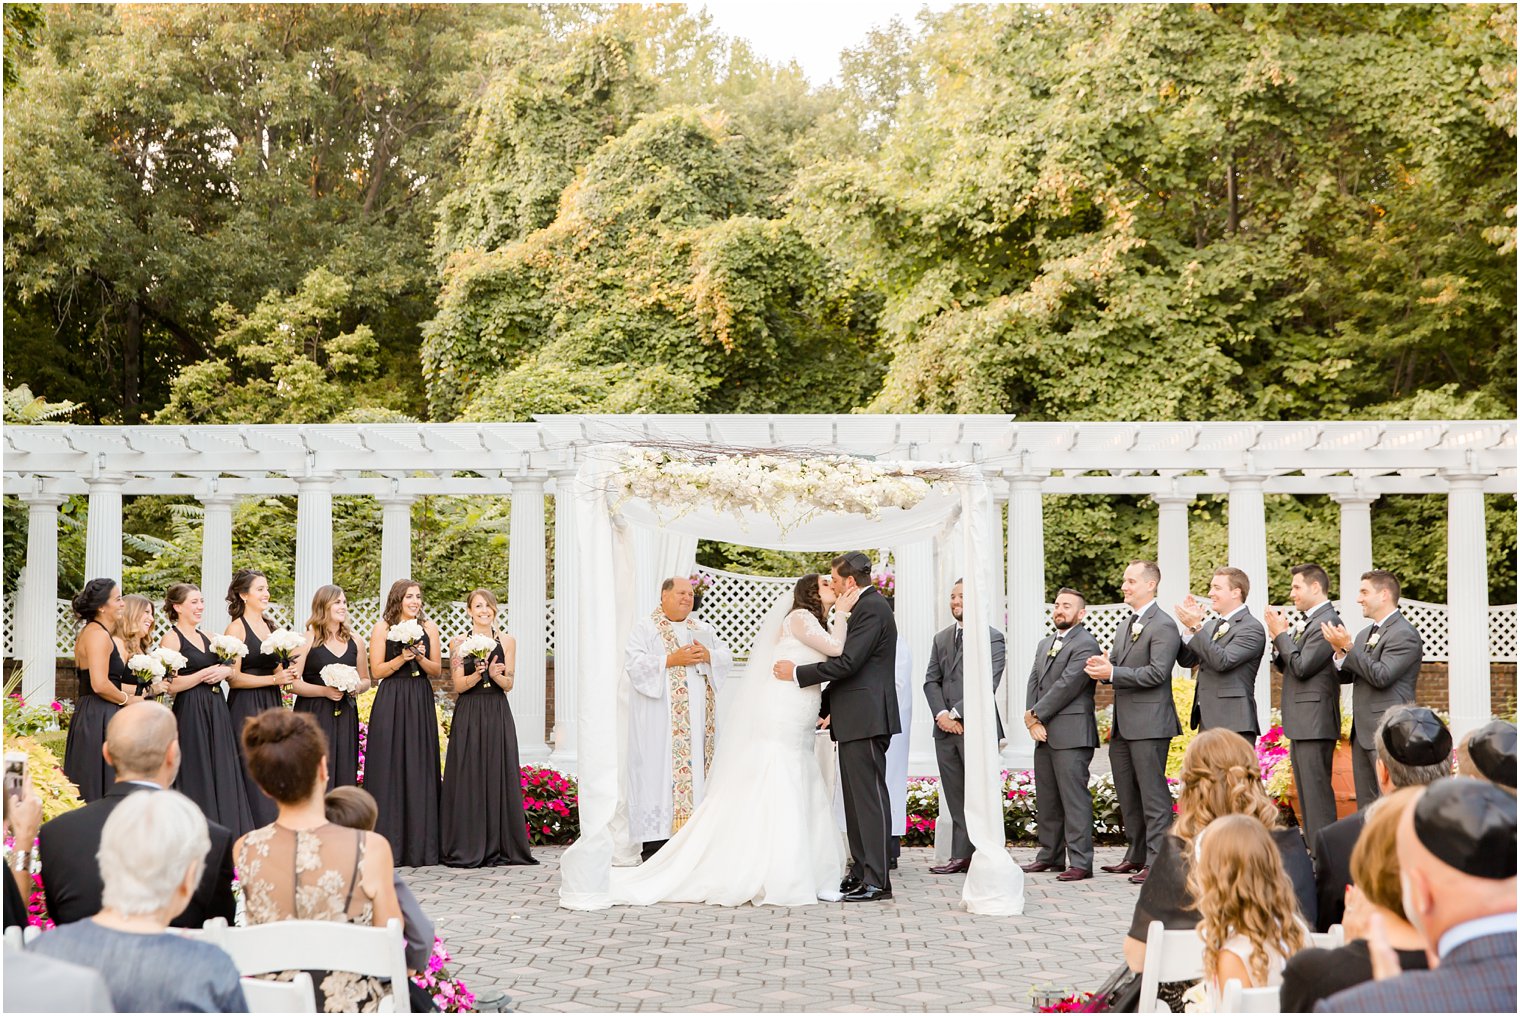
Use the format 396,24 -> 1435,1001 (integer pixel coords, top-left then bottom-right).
1047,638 -> 1064,658
1292,621 -> 1306,641
1130,622 -> 1144,642
1212,621 -> 1231,641
1367,632 -> 1381,648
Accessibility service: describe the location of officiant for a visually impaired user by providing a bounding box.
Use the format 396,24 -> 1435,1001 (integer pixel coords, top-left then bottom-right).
625,575 -> 735,860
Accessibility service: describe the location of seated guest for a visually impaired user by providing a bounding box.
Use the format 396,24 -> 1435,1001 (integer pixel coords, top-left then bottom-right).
1317,778 -> 1516,1012
237,709 -> 402,1012
27,790 -> 248,1012
325,786 -> 439,1013
37,701 -> 236,928
1312,705 -> 1451,931
1185,814 -> 1308,1011
1280,789 -> 1430,1012
4,773 -> 43,931
1457,720 -> 1516,793
1124,730 -> 1314,978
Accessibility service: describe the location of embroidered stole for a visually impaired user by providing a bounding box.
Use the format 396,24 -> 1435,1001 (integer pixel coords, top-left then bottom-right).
651,608 -> 716,833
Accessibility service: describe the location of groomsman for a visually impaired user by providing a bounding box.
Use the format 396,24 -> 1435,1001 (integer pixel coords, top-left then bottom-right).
1321,569 -> 1424,807
1085,560 -> 1182,883
1176,567 -> 1267,741
1265,563 -> 1342,850
922,579 -> 1006,874
1021,589 -> 1100,881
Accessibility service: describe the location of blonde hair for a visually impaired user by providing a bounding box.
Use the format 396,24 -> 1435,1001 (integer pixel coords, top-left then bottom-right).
1189,814 -> 1306,988
113,594 -> 155,657
1351,787 -> 1421,915
306,584 -> 354,645
1172,729 -> 1283,852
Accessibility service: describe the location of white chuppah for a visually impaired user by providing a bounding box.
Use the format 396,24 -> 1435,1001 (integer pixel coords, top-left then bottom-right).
559,442 -> 1025,916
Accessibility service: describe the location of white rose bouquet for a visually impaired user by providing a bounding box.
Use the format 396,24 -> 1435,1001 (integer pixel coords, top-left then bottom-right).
151,646 -> 188,674
387,619 -> 426,677
459,634 -> 497,660
319,663 -> 362,716
263,628 -> 306,668
209,634 -> 249,663
126,653 -> 166,697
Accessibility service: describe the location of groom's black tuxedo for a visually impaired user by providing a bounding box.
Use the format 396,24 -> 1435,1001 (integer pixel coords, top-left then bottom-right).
797,585 -> 900,891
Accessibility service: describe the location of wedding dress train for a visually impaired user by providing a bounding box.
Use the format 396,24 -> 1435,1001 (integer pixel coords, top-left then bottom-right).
608,607 -> 847,906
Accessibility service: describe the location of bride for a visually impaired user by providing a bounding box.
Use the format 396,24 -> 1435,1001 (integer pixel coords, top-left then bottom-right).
608,573 -> 858,907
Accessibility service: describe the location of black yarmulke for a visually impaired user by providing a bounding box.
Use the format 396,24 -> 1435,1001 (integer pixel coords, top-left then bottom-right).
1468,720 -> 1517,789
1380,706 -> 1453,767
1412,777 -> 1517,879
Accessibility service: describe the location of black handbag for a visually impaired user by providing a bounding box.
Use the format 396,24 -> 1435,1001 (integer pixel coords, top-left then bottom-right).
1083,961 -> 1142,1013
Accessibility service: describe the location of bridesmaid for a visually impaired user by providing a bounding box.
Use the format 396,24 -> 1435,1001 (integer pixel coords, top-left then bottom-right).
112,595 -> 155,674
225,569 -> 297,827
161,583 -> 254,837
442,589 -> 537,868
366,578 -> 442,866
63,579 -> 140,801
292,584 -> 372,790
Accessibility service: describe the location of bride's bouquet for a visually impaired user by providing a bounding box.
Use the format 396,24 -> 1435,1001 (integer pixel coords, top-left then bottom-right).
126,653 -> 166,698
208,634 -> 249,664
319,663 -> 361,717
388,619 -> 426,676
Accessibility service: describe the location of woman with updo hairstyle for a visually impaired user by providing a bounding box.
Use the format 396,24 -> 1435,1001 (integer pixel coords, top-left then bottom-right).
64,578 -> 138,801
291,584 -> 371,790
1122,729 -> 1316,988
441,588 -> 535,868
225,568 -> 298,826
236,710 -> 401,1011
366,578 -> 443,866
160,582 -> 253,836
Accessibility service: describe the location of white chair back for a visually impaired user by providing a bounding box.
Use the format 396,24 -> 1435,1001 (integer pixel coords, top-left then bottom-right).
204,919 -> 411,1014
1308,924 -> 1345,950
241,972 -> 317,1014
2,925 -> 22,951
1138,920 -> 1206,1013
1218,978 -> 1281,1013
21,924 -> 40,945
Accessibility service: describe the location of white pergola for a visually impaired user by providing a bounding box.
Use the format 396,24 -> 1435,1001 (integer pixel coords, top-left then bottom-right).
3,416 -> 1515,763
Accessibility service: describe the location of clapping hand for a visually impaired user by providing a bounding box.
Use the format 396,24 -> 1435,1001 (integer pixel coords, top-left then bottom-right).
1342,884 -> 1373,941
1264,608 -> 1289,639
1322,622 -> 1353,653
1175,595 -> 1205,630
1085,652 -> 1113,682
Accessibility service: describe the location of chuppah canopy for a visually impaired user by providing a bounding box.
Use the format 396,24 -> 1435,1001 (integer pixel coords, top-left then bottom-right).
559,442 -> 1025,916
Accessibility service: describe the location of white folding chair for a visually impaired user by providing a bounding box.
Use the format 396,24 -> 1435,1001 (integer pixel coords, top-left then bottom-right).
205,918 -> 411,1014
240,972 -> 317,1014
1218,978 -> 1282,1013
20,924 -> 40,945
1138,920 -> 1206,1013
2,925 -> 22,951
1308,924 -> 1345,950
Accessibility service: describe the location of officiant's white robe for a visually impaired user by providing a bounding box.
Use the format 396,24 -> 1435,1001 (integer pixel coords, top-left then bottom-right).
624,615 -> 734,841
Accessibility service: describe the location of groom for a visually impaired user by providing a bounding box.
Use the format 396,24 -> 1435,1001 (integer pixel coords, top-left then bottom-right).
774,551 -> 901,901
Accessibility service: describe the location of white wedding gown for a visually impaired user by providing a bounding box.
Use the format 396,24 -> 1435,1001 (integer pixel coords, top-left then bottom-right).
608,608 -> 847,906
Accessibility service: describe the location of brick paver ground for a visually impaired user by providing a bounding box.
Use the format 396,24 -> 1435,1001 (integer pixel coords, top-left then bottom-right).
407,842 -> 1139,1012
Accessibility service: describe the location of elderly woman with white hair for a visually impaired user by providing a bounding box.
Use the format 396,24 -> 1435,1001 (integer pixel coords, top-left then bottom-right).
26,789 -> 248,1013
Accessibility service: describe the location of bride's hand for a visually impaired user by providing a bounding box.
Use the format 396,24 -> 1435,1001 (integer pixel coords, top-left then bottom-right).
772,659 -> 796,682
837,586 -> 862,613
817,715 -> 830,730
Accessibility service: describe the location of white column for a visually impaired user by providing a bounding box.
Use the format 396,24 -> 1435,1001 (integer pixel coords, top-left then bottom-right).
20,491 -> 64,703
1226,474 -> 1272,731
1444,474 -> 1491,739
1001,474 -> 1045,769
294,476 -> 335,625
549,472 -> 579,768
1331,492 -> 1376,628
84,474 -> 126,584
1154,493 -> 1193,616
199,493 -> 236,637
509,475 -> 551,761
896,539 -> 939,776
377,493 -> 415,600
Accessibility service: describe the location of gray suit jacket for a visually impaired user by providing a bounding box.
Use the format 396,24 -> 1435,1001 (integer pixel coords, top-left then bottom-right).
1273,603 -> 1342,741
1316,931 -> 1516,1013
1339,610 -> 1423,750
922,623 -> 1006,740
1178,608 -> 1266,736
1107,602 -> 1183,741
1025,624 -> 1100,750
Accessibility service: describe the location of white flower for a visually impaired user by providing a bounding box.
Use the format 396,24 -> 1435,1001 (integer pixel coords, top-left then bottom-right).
1047,638 -> 1064,658
387,619 -> 425,645
1213,621 -> 1231,641
1130,622 -> 1144,641
208,634 -> 249,662
459,634 -> 497,659
1367,632 -> 1381,648
151,647 -> 188,673
319,663 -> 361,694
263,628 -> 306,661
126,654 -> 166,681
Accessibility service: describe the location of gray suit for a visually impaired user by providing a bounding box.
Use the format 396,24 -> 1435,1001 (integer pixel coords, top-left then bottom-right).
1338,610 -> 1423,807
1025,624 -> 1100,870
1273,601 -> 1342,848
1107,602 -> 1183,867
1178,607 -> 1266,739
923,622 -> 1006,858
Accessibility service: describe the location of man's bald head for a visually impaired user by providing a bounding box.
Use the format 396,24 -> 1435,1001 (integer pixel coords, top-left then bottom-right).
103,701 -> 180,784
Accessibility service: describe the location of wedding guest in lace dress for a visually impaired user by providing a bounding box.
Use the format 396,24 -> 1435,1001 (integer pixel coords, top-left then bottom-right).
237,710 -> 402,1013
225,569 -> 298,827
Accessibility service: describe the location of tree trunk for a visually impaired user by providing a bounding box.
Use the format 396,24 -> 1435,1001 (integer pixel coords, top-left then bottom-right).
1226,159 -> 1239,235
123,299 -> 142,423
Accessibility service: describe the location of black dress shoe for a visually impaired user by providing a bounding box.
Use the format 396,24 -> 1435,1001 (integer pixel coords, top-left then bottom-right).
1056,867 -> 1093,881
929,858 -> 972,874
1020,860 -> 1060,873
839,874 -> 863,894
842,884 -> 893,902
1100,860 -> 1143,875
889,858 -> 898,870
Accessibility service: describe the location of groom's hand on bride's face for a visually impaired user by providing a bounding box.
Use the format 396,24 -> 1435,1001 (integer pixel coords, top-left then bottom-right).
772,659 -> 796,682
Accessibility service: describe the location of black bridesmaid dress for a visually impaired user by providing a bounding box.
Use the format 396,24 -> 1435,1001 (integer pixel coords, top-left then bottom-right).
293,637 -> 361,790
226,617 -> 284,827
62,620 -> 124,802
171,628 -> 255,837
441,643 -> 537,868
366,632 -> 440,866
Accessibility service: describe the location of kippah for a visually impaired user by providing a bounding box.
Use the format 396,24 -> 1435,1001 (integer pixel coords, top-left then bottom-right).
1413,777 -> 1517,879
1380,706 -> 1452,767
1467,720 -> 1517,789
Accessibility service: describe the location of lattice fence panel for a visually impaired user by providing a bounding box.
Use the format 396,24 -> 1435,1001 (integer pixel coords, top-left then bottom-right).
1,597 -> 14,659
1488,605 -> 1517,663
693,566 -> 795,661
1399,599 -> 1449,662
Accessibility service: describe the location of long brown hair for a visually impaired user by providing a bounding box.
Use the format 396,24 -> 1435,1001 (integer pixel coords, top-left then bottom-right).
1171,729 -> 1282,851
306,584 -> 354,645
113,594 -> 155,657
226,569 -> 267,621
791,574 -> 828,627
382,578 -> 427,626
1189,814 -> 1307,988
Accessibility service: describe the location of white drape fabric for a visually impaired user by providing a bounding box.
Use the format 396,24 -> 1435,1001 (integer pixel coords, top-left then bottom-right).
559,450 -> 1024,915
